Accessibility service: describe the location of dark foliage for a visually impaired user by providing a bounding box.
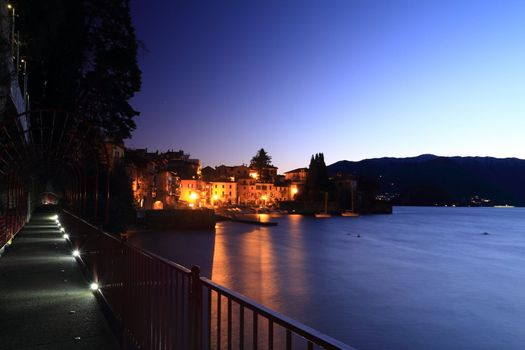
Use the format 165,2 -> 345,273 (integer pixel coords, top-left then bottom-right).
17,0 -> 141,141
105,162 -> 135,233
305,153 -> 330,201
250,148 -> 273,182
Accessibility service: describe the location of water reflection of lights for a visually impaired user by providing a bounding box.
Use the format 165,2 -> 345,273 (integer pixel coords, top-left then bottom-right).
211,217 -> 308,309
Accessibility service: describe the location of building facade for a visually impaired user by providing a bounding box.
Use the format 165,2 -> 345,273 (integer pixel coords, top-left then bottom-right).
208,181 -> 237,205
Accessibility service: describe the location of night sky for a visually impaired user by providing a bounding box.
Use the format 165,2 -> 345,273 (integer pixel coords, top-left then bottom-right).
128,0 -> 525,171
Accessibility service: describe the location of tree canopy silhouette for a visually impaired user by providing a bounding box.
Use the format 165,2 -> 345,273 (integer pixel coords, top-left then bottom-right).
306,153 -> 330,199
17,0 -> 141,141
250,148 -> 273,182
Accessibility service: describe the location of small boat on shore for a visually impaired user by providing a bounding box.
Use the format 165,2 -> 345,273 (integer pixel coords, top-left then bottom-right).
315,192 -> 331,218
341,184 -> 359,217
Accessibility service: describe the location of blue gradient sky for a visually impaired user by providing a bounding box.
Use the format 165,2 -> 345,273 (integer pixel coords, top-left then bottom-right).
128,0 -> 525,171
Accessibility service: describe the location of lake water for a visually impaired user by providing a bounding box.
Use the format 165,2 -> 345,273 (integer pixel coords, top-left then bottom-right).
127,207 -> 525,349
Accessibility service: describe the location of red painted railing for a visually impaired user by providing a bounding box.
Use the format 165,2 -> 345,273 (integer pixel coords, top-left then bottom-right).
0,179 -> 28,251
60,211 -> 355,350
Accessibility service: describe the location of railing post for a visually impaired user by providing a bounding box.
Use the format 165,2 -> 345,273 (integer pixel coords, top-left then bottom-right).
190,265 -> 202,349
120,233 -> 129,349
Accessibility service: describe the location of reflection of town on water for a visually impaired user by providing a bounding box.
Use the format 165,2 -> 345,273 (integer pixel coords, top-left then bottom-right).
127,216 -> 313,348
211,214 -> 308,310
209,215 -> 312,348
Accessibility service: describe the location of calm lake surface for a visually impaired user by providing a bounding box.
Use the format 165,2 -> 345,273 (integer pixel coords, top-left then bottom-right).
127,207 -> 525,350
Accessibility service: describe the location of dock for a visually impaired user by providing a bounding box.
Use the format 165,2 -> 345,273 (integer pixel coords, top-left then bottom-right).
216,214 -> 278,226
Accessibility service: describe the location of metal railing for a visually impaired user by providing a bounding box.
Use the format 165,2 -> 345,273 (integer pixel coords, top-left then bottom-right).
0,181 -> 29,251
60,211 -> 355,350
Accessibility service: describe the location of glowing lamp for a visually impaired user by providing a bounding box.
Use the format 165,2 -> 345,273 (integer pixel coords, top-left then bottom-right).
189,192 -> 198,201
72,249 -> 80,257
60,227 -> 65,232
63,233 -> 69,240
90,282 -> 99,291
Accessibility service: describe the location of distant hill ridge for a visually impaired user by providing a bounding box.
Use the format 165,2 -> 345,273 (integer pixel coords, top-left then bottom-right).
328,155 -> 525,206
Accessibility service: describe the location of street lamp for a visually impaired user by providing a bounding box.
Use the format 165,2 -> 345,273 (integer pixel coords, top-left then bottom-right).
189,192 -> 199,208
211,194 -> 219,206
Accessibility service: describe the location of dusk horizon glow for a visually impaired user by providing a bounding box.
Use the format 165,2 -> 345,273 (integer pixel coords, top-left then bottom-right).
128,0 -> 525,171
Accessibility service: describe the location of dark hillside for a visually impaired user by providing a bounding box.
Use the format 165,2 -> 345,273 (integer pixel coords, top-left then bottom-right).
328,155 -> 525,206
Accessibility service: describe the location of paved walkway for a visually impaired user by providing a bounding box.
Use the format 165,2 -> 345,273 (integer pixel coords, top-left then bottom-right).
0,209 -> 119,349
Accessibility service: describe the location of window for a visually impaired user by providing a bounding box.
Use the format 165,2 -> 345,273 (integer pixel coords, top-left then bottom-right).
256,186 -> 261,190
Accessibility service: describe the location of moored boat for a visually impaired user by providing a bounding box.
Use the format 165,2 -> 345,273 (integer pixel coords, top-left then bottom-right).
315,192 -> 331,218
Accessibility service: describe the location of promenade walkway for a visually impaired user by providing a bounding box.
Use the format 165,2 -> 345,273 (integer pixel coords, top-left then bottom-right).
0,208 -> 119,349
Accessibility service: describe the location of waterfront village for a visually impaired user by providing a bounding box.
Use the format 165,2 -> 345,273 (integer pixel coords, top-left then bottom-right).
105,143 -> 392,216
124,147 -> 328,211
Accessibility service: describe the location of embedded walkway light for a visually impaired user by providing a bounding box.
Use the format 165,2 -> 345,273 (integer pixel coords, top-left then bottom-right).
63,233 -> 69,240
72,249 -> 80,257
90,282 -> 99,291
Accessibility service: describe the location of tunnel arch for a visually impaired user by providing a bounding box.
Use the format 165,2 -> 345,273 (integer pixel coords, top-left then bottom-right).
0,109 -> 113,249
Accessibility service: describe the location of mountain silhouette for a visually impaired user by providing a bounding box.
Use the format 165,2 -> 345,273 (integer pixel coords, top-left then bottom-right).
328,155 -> 525,206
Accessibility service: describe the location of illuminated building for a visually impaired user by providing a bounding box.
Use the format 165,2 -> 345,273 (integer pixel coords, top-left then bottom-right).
208,181 -> 238,205
179,179 -> 205,208
237,179 -> 290,206
284,167 -> 308,183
